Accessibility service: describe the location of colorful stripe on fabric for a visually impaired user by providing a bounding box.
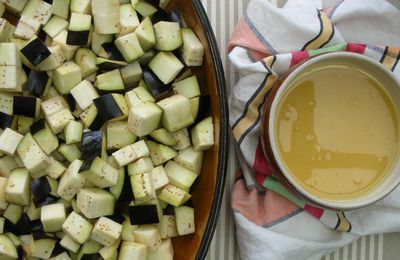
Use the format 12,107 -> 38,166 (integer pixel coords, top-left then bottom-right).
302,10 -> 335,50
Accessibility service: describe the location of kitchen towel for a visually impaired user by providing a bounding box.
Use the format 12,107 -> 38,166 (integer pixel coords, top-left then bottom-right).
228,0 -> 400,259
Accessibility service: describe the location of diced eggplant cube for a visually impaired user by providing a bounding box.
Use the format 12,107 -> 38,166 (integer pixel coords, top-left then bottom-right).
58,143 -> 82,162
172,75 -> 201,99
57,159 -> 85,201
43,15 -> 69,38
174,206 -> 195,235
33,194 -> 59,208
5,168 -> 30,206
0,93 -> 14,116
52,0 -> 70,19
17,133 -> 49,173
3,203 -> 23,224
191,116 -> 214,151
171,128 -> 190,151
148,52 -> 183,85
0,112 -> 14,131
157,94 -> 194,132
93,94 -> 128,122
0,156 -> 18,180
81,131 -> 103,160
40,203 -> 66,232
44,156 -> 66,179
154,21 -> 182,51
54,61 -> 82,94
96,58 -> 127,72
65,120 -> 83,145
127,102 -> 162,137
115,32 -> 144,63
70,0 -> 91,14
30,119 -> 59,154
147,238 -> 174,260
0,66 -> 21,92
119,241 -> 147,260
79,157 -> 119,188
174,146 -> 204,173
164,160 -> 197,192
132,225 -> 161,251
127,157 -> 154,175
0,43 -> 21,67
135,17 -> 156,52
20,38 -> 51,66
150,166 -> 169,190
0,128 -> 23,155
134,1 -> 157,17
106,121 -> 137,151
76,188 -> 115,219
0,177 -> 9,210
60,234 -> 80,253
130,173 -> 156,203
124,84 -> 155,108
67,13 -> 91,45
30,238 -> 56,259
75,48 -> 99,78
158,184 -> 191,207
46,108 -> 74,134
93,13 -> 121,34
30,176 -> 51,202
118,4 -> 140,37
0,18 -> 14,43
142,68 -> 169,98
2,0 -> 28,14
80,105 -> 105,131
40,96 -> 69,118
52,30 -> 80,61
26,70 -> 50,97
160,216 -> 178,239
128,204 -> 159,225
70,80 -> 99,111
101,42 -> 125,62
95,69 -> 125,92
62,211 -> 93,244
22,0 -> 52,25
180,28 -> 204,66
90,217 -> 122,246
112,140 -> 149,168
14,15 -> 41,40
146,140 -> 177,166
13,96 -> 40,118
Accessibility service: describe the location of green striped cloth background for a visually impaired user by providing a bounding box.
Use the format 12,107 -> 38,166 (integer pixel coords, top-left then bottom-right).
201,0 -> 400,259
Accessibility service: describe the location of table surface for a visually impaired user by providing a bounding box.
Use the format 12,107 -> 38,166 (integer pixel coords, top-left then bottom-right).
201,0 -> 400,259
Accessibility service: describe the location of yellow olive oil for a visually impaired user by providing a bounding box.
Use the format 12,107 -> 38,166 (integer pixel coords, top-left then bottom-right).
275,64 -> 399,201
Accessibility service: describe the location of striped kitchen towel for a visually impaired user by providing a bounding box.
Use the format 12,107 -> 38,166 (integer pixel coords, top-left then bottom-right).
228,0 -> 400,259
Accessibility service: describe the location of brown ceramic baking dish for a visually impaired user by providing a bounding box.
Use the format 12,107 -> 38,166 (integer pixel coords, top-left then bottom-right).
3,0 -> 228,259
164,1 -> 229,259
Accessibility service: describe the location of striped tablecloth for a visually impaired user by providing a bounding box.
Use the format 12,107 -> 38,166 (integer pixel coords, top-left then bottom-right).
201,0 -> 400,259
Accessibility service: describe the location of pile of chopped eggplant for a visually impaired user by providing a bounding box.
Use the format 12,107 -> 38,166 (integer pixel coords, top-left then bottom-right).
0,0 -> 215,259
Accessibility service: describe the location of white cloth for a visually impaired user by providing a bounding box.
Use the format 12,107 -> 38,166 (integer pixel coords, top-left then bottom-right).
228,0 -> 400,259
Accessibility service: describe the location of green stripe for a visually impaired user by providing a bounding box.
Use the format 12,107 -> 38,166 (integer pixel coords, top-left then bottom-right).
308,42 -> 347,57
263,176 -> 306,208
